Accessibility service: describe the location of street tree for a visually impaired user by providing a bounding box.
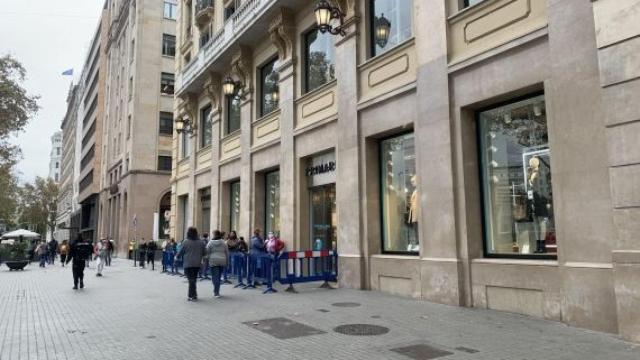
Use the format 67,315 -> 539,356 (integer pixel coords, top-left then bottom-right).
17,177 -> 59,236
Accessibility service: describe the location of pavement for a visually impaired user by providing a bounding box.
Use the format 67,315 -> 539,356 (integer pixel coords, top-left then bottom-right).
0,258 -> 638,360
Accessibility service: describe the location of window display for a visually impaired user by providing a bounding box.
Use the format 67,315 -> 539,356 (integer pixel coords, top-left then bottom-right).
478,94 -> 556,257
265,171 -> 280,235
229,181 -> 240,232
380,132 -> 418,253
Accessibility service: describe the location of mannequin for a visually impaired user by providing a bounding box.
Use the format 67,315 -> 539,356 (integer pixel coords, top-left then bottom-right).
527,156 -> 549,253
406,175 -> 419,252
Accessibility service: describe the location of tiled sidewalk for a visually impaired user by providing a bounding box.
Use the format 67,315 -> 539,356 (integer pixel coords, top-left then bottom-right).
0,259 -> 638,360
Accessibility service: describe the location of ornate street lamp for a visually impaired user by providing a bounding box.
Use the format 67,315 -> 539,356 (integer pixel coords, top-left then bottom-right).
223,75 -> 245,99
374,13 -> 391,48
175,116 -> 194,135
314,0 -> 346,36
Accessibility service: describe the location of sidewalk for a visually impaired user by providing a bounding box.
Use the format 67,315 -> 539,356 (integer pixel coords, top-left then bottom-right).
0,258 -> 638,360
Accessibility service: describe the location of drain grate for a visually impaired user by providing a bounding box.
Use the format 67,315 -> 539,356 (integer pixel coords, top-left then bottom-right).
390,344 -> 453,360
243,317 -> 326,339
333,324 -> 389,336
331,302 -> 361,308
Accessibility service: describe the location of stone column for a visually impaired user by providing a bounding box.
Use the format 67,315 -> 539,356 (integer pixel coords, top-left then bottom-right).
414,0 -> 464,306
334,4 -> 365,289
204,73 -> 222,231
270,8 -> 296,249
591,0 -> 640,342
231,46 -> 253,238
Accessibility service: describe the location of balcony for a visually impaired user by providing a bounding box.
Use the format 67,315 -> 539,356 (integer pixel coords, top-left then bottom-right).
176,0 -> 277,95
195,0 -> 214,27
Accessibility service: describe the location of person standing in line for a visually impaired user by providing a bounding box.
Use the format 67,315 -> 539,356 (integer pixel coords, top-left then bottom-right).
247,229 -> 267,286
146,240 -> 157,270
66,234 -> 92,290
206,230 -> 229,298
225,231 -> 241,252
175,227 -> 206,301
59,240 -> 69,267
95,239 -> 108,277
47,238 -> 58,265
37,241 -> 47,268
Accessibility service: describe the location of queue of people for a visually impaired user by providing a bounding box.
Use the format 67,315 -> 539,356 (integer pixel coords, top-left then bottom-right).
173,227 -> 285,301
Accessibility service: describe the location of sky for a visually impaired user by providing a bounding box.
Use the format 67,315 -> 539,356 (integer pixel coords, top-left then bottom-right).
1,0 -> 105,183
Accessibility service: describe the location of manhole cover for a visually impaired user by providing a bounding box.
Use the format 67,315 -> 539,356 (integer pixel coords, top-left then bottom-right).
331,302 -> 361,307
243,317 -> 326,339
333,324 -> 389,336
390,344 -> 453,360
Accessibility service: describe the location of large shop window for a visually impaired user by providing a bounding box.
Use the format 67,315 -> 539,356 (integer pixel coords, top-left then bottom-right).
226,96 -> 241,134
380,132 -> 419,254
229,181 -> 240,232
200,105 -> 212,148
260,58 -> 279,117
265,170 -> 280,235
200,187 -> 211,235
478,94 -> 556,257
370,0 -> 413,57
304,29 -> 335,93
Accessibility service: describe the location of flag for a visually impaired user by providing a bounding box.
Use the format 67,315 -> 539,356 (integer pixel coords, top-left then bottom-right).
61,69 -> 73,76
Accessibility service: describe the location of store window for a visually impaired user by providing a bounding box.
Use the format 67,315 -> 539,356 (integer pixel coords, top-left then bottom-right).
370,0 -> 413,57
229,181 -> 240,232
200,105 -> 212,148
200,187 -> 211,235
304,29 -> 335,93
478,94 -> 556,257
265,170 -> 280,235
259,58 -> 279,117
226,96 -> 241,134
380,132 -> 418,253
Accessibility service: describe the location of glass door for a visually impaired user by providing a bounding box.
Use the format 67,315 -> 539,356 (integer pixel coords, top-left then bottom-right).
310,184 -> 336,251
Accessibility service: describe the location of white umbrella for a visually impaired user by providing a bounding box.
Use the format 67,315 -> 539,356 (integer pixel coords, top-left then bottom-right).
1,229 -> 42,239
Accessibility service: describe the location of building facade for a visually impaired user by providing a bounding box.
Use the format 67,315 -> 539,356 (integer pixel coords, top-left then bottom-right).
99,0 -> 176,255
48,131 -> 63,183
76,5 -> 110,245
56,85 -> 82,242
170,0 -> 639,341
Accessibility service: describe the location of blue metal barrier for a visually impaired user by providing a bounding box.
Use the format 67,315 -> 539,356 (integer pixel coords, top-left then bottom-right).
274,250 -> 338,293
245,254 -> 276,294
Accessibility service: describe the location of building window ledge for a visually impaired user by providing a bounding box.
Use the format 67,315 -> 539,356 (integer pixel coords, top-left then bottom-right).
296,79 -> 337,104
359,37 -> 415,70
472,258 -> 558,267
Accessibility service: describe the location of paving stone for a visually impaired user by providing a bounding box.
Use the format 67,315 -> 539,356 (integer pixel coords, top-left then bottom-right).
0,258 -> 639,360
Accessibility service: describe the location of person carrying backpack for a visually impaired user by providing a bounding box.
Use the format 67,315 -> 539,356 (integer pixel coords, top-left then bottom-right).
66,234 -> 93,290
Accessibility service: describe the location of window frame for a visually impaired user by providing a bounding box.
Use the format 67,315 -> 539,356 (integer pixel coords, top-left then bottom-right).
226,95 -> 241,135
157,155 -> 172,171
303,28 -> 336,94
475,91 -> 556,260
229,180 -> 241,232
160,72 -> 175,95
162,34 -> 176,57
259,57 -> 279,117
368,0 -> 414,58
264,169 -> 280,235
164,1 -> 177,20
199,104 -> 212,148
378,130 -> 419,256
159,111 -> 174,136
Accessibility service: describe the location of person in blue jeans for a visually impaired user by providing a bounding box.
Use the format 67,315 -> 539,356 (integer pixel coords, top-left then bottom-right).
247,229 -> 267,287
205,230 -> 228,298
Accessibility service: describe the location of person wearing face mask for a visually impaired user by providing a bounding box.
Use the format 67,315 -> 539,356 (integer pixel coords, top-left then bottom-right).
265,231 -> 285,256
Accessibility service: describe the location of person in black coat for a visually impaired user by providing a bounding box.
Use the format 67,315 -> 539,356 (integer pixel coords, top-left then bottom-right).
138,240 -> 147,268
66,234 -> 92,290
146,240 -> 157,270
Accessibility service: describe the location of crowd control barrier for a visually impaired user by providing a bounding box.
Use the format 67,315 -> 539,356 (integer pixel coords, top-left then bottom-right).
246,254 -> 277,294
274,250 -> 338,293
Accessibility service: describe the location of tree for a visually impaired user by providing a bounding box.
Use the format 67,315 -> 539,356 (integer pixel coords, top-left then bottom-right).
0,55 -> 39,231
17,177 -> 58,236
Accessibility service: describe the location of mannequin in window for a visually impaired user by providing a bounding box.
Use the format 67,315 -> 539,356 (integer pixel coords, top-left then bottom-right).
528,156 -> 550,253
406,174 -> 419,252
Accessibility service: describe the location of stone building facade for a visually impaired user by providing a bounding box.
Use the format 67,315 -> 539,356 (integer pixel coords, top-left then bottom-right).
98,0 -> 176,255
170,0 -> 640,341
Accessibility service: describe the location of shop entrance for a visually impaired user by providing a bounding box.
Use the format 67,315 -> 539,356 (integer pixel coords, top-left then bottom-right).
309,184 -> 336,251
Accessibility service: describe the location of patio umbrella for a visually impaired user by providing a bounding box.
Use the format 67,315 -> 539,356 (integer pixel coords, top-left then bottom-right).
1,229 -> 41,239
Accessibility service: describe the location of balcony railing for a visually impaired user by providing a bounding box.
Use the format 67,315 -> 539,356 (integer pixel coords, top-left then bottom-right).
177,0 -> 276,93
195,0 -> 214,26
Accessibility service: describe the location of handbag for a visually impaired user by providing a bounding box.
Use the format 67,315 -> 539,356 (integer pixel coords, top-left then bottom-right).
512,194 -> 531,222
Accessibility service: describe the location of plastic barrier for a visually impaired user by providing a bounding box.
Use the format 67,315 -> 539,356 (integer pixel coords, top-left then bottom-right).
274,250 -> 338,293
245,254 -> 277,294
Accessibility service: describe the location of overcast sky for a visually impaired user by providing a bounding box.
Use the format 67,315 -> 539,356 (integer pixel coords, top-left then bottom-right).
1,0 -> 105,183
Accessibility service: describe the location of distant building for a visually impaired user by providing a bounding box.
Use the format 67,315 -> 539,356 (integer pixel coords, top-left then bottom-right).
48,131 -> 62,183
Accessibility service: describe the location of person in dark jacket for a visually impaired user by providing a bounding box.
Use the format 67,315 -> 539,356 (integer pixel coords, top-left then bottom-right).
138,239 -> 147,268
225,231 -> 241,252
175,227 -> 206,301
248,229 -> 267,286
47,238 -> 58,265
66,234 -> 92,290
146,240 -> 158,270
